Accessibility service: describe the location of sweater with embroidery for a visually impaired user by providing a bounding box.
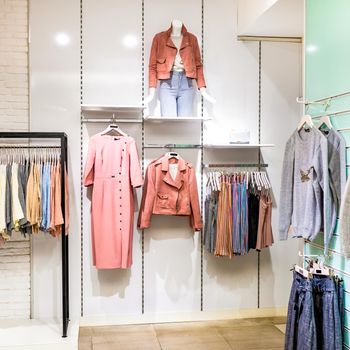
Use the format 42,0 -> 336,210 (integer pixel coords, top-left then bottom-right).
279,127 -> 331,254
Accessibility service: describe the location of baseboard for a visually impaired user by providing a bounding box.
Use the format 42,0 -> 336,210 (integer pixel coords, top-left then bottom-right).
80,307 -> 287,327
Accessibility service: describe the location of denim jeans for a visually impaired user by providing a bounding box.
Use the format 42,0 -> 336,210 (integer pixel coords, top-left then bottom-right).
285,272 -> 343,350
159,71 -> 194,117
285,272 -> 317,350
335,278 -> 344,342
312,275 -> 342,350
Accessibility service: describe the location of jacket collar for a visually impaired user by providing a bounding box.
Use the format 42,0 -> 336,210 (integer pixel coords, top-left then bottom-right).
159,155 -> 186,172
156,155 -> 186,189
165,24 -> 190,50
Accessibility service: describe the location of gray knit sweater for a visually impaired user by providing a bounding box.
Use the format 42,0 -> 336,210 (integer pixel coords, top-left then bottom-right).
279,127 -> 331,253
319,127 -> 346,232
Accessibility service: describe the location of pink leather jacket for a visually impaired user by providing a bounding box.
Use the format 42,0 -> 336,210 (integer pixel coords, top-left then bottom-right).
149,25 -> 206,89
138,155 -> 202,230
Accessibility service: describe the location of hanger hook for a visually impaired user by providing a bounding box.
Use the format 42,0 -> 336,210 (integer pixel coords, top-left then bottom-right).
324,98 -> 331,111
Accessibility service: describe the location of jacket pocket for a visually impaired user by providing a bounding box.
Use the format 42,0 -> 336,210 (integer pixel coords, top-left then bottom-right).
156,58 -> 167,72
157,192 -> 169,208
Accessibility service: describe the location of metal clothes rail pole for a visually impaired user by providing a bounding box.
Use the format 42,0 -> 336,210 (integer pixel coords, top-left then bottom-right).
0,132 -> 69,338
144,144 -> 202,149
0,146 -> 62,149
311,108 -> 350,119
299,90 -> 350,105
82,118 -> 142,124
203,163 -> 268,168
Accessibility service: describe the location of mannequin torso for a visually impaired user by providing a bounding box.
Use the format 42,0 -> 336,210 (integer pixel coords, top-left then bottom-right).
145,19 -> 216,106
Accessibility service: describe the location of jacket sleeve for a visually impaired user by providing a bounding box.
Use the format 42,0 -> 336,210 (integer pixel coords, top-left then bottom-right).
138,165 -> 156,229
83,138 -> 96,187
340,177 -> 350,258
314,138 -> 331,254
149,34 -> 158,88
189,166 -> 202,231
129,139 -> 143,188
193,35 -> 206,89
278,137 -> 294,240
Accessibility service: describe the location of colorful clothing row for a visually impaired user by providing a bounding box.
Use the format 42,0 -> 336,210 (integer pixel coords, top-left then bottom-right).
0,159 -> 69,244
204,174 -> 273,257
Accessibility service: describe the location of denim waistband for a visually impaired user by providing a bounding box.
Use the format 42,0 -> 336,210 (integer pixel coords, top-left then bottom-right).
312,275 -> 335,293
293,272 -> 335,292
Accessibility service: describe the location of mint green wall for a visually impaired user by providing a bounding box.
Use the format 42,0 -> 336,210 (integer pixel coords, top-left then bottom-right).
305,0 -> 350,348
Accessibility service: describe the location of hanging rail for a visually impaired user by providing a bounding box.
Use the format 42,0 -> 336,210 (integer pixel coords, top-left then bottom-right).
311,108 -> 350,119
144,144 -> 202,149
0,145 -> 62,149
0,132 -> 69,338
297,90 -> 350,105
82,118 -> 142,124
203,163 -> 268,168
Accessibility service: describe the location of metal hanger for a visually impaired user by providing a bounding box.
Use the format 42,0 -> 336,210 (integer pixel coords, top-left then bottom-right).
101,113 -> 127,136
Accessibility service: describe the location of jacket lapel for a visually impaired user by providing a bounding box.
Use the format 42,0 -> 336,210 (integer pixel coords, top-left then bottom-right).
161,156 -> 185,190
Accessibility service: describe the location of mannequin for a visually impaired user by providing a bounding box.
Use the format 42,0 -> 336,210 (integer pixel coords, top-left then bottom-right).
145,19 -> 216,107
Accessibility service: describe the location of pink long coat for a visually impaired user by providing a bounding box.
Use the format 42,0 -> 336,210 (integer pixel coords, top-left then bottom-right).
84,134 -> 143,269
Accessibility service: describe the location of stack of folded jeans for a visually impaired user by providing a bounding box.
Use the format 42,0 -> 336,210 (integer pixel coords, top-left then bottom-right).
285,271 -> 344,350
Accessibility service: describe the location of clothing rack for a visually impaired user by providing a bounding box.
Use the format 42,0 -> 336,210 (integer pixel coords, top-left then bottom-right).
0,146 -> 62,149
144,144 -> 202,149
0,132 -> 69,338
311,108 -> 350,119
82,118 -> 142,124
297,90 -> 350,105
203,163 -> 268,168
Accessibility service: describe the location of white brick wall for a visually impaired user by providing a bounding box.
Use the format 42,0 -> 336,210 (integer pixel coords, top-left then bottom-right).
0,0 -> 29,131
0,0 -> 30,319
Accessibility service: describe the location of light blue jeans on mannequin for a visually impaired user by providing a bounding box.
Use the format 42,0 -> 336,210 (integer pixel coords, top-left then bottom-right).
159,71 -> 194,117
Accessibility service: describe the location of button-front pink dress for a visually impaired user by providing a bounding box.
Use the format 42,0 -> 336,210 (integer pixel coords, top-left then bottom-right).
83,134 -> 143,269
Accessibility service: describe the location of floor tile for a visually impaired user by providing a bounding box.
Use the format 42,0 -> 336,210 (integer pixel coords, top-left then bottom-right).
92,342 -> 161,350
79,335 -> 92,350
155,323 -> 231,350
80,318 -> 287,350
80,327 -> 93,336
275,324 -> 286,334
218,325 -> 284,349
91,324 -> 160,349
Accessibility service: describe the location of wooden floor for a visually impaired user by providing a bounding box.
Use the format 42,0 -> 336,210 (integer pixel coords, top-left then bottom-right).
79,317 -> 286,350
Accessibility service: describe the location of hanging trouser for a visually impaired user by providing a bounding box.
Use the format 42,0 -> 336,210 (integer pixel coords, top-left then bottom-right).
312,275 -> 342,350
285,272 -> 317,350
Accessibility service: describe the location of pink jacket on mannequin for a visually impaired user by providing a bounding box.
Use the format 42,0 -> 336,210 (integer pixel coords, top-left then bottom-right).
149,24 -> 206,89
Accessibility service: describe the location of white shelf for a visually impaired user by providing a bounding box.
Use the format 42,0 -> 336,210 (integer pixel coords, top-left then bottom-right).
203,143 -> 275,149
144,116 -> 212,122
81,104 -> 146,113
